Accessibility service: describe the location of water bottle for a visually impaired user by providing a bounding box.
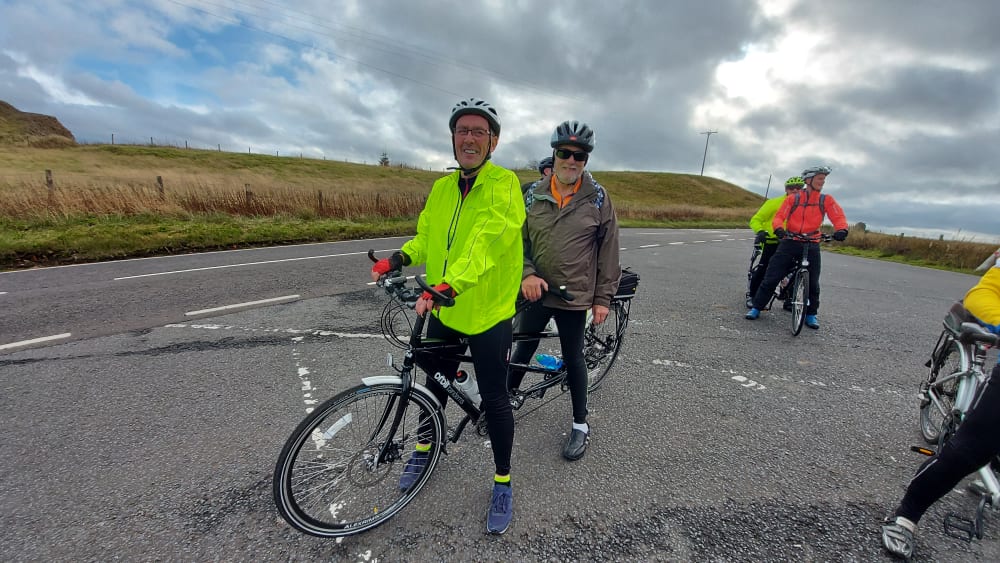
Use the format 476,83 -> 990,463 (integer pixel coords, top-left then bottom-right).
453,370 -> 481,408
536,353 -> 564,371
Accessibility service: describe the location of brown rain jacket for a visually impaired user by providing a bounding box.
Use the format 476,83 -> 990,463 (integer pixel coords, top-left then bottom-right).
522,171 -> 620,310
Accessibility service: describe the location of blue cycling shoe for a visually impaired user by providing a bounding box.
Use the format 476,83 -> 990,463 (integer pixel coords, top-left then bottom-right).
745,308 -> 760,320
398,450 -> 429,492
805,315 -> 819,329
486,482 -> 513,534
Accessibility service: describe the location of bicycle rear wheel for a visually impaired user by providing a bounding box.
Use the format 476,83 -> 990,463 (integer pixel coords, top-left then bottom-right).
919,337 -> 964,444
790,270 -> 808,335
273,382 -> 445,537
585,300 -> 628,391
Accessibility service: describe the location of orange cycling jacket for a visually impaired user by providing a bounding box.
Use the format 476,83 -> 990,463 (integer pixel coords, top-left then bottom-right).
772,188 -> 848,240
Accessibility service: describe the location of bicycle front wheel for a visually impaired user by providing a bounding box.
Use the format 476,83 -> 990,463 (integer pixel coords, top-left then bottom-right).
585,300 -> 627,391
273,382 -> 445,537
919,337 -> 964,444
790,270 -> 809,336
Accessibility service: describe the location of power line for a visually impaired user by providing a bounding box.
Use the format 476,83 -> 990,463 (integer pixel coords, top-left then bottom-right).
166,0 -> 581,103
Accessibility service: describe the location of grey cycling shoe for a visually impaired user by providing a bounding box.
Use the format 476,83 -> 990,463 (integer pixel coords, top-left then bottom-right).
881,516 -> 915,560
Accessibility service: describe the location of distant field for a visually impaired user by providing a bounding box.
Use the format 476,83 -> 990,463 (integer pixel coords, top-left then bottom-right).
0,144 -> 993,272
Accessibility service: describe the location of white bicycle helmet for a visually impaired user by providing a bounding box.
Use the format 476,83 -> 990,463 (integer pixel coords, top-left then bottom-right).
801,166 -> 832,179
449,98 -> 501,135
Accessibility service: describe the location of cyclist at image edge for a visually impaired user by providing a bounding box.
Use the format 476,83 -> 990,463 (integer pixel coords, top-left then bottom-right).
746,175 -> 807,309
508,120 -> 620,461
745,166 -> 848,329
370,97 -> 524,535
881,256 -> 1000,559
521,156 -> 554,193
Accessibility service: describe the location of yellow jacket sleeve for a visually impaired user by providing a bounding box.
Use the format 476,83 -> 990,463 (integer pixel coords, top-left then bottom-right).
965,266 -> 1000,334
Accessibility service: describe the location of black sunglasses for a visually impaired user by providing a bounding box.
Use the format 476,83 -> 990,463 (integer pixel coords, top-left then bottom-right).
553,148 -> 589,162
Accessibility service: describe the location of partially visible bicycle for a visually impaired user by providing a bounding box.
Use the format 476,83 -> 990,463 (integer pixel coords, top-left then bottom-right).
272,254 -> 636,537
916,302 -> 1000,540
755,232 -> 831,335
745,242 -> 764,309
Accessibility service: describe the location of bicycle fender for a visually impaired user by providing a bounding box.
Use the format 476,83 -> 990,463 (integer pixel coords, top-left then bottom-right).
360,376 -> 446,412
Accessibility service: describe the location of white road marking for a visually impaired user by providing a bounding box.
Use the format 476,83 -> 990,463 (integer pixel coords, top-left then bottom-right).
692,240 -> 706,243
114,249 -> 397,280
0,332 -> 72,350
165,323 -> 384,339
185,295 -> 300,316
650,357 -> 904,397
0,291 -> 7,295
668,242 -> 685,245
638,244 -> 660,248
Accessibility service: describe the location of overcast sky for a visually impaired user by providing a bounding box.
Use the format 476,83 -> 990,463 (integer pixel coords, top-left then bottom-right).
2,0 -> 998,241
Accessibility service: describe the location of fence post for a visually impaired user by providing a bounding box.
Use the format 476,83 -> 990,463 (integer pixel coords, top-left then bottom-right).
245,183 -> 253,207
45,169 -> 54,193
218,144 -> 221,152
317,190 -> 324,213
185,140 -> 188,149
111,133 -> 115,145
156,175 -> 165,198
150,137 -> 154,146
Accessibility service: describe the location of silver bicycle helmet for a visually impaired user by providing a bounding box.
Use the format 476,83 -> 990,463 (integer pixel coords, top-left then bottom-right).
449,98 -> 501,135
802,166 -> 832,179
550,120 -> 595,153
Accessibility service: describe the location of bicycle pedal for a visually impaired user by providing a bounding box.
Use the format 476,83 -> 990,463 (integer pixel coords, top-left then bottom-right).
911,445 -> 936,457
943,513 -> 978,541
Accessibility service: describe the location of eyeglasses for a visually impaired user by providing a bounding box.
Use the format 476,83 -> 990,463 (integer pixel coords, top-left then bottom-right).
786,185 -> 803,190
553,148 -> 589,162
454,128 -> 490,139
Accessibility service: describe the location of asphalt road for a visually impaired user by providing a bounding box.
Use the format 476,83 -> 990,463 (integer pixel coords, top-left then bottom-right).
1,229 -> 996,562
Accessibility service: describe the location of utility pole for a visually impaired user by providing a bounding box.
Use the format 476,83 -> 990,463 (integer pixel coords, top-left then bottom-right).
699,130 -> 717,176
764,174 -> 772,198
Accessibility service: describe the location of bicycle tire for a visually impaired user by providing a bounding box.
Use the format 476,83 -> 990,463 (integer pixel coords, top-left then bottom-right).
273,382 -> 445,537
919,337 -> 964,444
585,300 -> 627,391
790,269 -> 808,336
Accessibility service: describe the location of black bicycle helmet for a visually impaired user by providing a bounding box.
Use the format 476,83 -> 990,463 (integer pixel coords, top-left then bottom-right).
449,98 -> 501,135
550,120 -> 595,153
537,156 -> 554,175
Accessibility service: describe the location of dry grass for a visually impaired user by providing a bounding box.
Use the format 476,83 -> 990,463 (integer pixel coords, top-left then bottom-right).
835,228 -> 997,271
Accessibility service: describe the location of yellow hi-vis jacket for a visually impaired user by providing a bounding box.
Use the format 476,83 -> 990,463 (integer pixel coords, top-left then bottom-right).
402,160 -> 525,335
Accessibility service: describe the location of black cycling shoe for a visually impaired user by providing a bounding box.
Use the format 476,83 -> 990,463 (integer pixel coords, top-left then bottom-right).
563,429 -> 589,461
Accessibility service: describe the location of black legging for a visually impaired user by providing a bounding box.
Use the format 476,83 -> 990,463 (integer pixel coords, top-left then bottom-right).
752,239 -> 822,315
420,315 -> 515,475
896,364 -> 1000,523
508,304 -> 588,424
748,242 -> 779,298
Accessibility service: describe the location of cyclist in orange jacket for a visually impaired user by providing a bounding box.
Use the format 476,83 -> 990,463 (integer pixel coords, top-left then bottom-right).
745,165 -> 849,329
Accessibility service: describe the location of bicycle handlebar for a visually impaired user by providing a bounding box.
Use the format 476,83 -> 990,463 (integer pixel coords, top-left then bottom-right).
369,249 -> 570,308
782,232 -> 833,243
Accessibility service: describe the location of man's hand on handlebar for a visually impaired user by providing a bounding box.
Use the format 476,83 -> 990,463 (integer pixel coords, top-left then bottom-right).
371,251 -> 406,281
521,274 -> 549,302
773,227 -> 786,240
415,283 -> 456,316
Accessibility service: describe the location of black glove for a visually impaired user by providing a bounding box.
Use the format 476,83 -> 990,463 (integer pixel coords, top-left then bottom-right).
833,229 -> 848,241
754,231 -> 768,244
773,227 -> 786,240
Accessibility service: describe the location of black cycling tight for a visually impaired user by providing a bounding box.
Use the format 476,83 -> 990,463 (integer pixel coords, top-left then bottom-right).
421,315 -> 514,475
508,305 -> 588,424
896,364 -> 1000,523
